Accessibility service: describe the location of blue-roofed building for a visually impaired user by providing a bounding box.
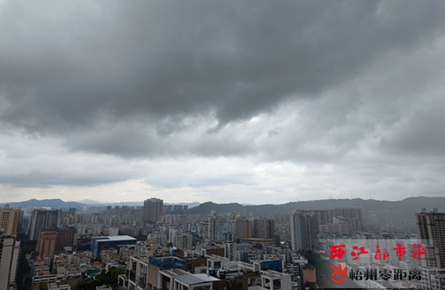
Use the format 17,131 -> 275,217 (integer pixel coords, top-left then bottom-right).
90,235 -> 137,256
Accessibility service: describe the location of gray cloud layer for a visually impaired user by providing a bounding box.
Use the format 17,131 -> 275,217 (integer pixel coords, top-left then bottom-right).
1,0 -> 445,198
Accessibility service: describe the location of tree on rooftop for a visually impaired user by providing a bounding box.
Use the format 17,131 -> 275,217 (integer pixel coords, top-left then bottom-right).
226,279 -> 238,290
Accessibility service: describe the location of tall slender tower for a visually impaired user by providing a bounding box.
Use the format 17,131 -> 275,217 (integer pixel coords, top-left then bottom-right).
290,211 -> 318,253
416,211 -> 445,268
0,231 -> 20,289
203,211 -> 223,242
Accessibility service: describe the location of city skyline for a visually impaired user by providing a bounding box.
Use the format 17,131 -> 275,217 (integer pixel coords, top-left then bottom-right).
1,1 -> 445,204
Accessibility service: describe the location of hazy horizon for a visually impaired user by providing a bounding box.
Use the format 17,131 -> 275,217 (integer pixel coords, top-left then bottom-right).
1,195 -> 440,207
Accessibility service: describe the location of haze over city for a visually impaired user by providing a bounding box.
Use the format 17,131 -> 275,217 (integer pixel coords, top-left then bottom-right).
1,1 -> 445,205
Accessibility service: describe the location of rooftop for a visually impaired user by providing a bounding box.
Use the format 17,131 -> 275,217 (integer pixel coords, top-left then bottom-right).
92,235 -> 137,242
174,273 -> 220,285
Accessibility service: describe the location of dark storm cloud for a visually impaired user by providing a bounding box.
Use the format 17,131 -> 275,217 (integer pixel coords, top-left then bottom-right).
380,101 -> 445,156
1,1 -> 445,149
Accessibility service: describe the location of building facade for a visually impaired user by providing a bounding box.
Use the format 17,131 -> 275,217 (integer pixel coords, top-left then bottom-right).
0,205 -> 22,237
290,211 -> 318,252
36,229 -> 59,259
91,235 -> 137,257
0,232 -> 20,289
253,217 -> 275,239
202,211 -> 223,242
143,198 -> 164,223
29,209 -> 62,240
416,211 -> 445,268
236,217 -> 252,239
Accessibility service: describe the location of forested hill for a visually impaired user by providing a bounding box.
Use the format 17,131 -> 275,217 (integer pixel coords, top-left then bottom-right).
174,196 -> 445,218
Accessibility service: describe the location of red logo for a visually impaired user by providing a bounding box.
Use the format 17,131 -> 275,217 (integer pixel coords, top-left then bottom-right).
330,264 -> 347,283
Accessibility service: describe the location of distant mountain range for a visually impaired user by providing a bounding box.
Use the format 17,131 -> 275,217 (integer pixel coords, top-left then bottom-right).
0,198 -> 201,210
0,199 -> 85,210
173,196 -> 445,219
1,197 -> 443,219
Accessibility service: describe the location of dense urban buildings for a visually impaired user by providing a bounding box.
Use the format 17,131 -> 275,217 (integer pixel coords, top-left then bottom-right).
327,207 -> 364,232
13,197 -> 445,290
13,199 -> 445,290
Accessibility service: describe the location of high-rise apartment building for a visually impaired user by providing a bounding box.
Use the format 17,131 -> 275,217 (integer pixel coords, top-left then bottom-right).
253,218 -> 275,239
29,209 -> 61,240
202,211 -> 223,242
68,207 -> 76,217
225,213 -> 237,242
290,211 -> 318,253
143,198 -> 163,223
0,232 -> 20,289
236,217 -> 252,239
47,223 -> 76,249
312,210 -> 330,227
224,243 -> 237,261
36,229 -> 58,259
56,227 -> 77,249
416,211 -> 445,268
0,205 -> 22,237
173,233 -> 193,250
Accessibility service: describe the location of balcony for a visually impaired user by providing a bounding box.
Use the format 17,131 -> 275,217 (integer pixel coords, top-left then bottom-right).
129,270 -> 136,283
138,277 -> 147,289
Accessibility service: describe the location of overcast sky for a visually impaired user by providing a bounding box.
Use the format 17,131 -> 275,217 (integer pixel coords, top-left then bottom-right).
1,1 -> 445,204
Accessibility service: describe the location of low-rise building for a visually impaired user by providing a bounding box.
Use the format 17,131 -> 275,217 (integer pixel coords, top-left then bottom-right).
90,235 -> 137,256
